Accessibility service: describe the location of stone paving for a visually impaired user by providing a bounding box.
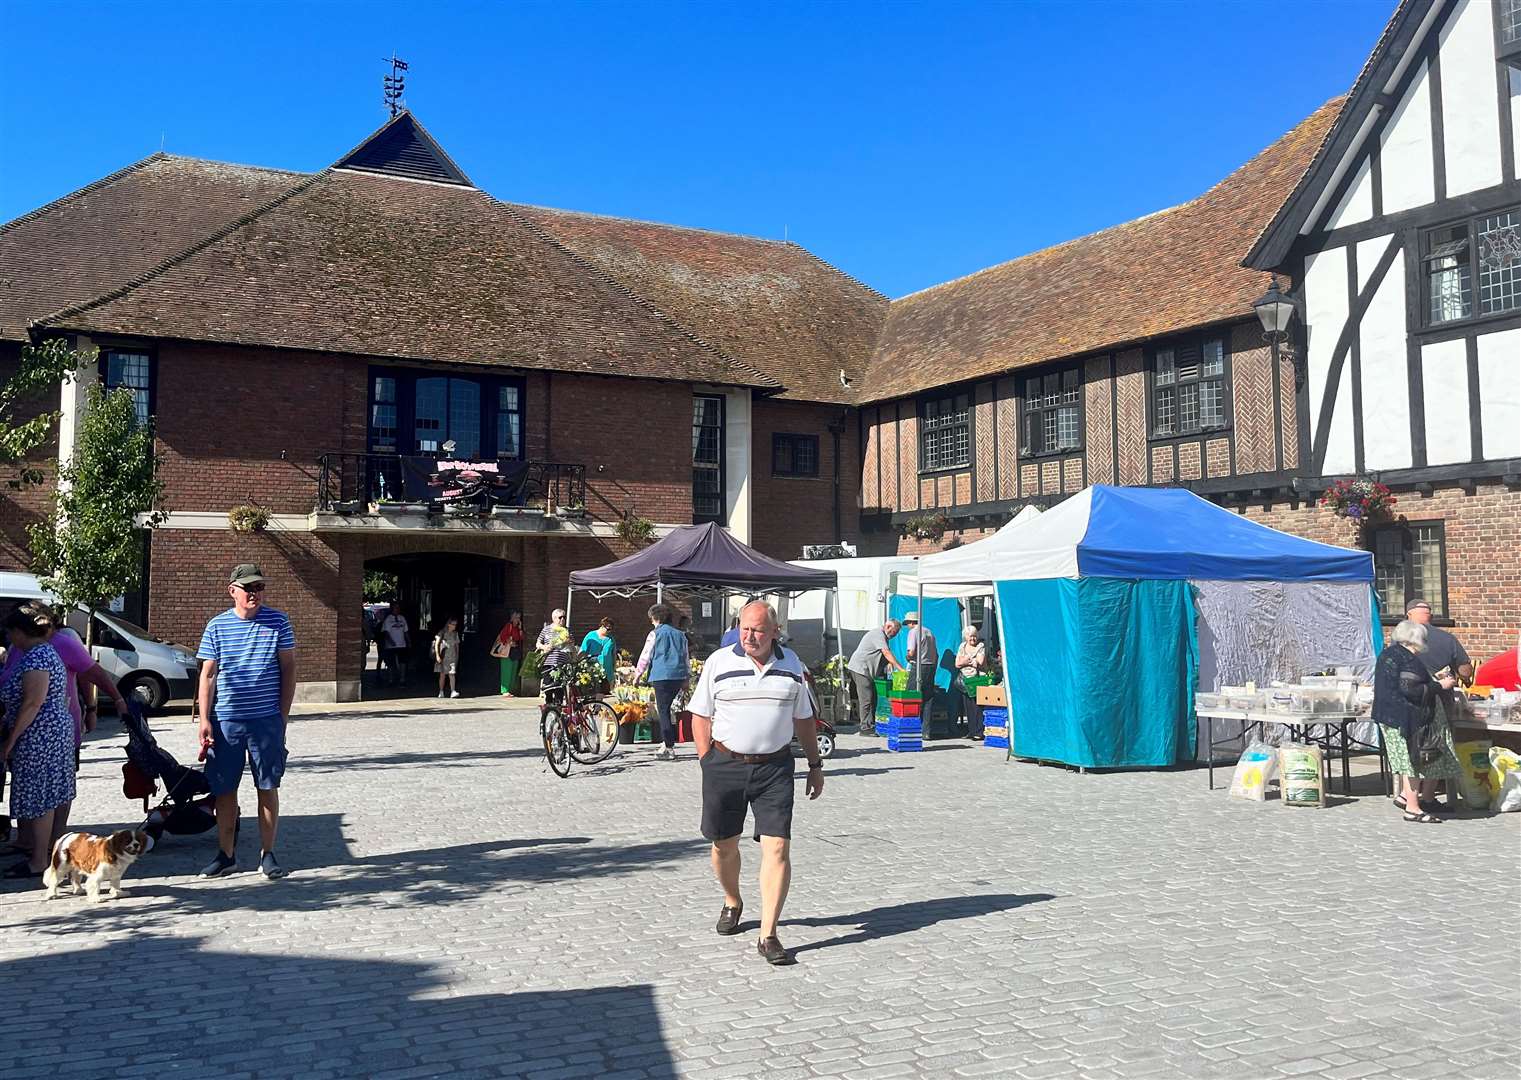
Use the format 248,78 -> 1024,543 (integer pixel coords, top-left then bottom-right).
3,698 -> 1518,1080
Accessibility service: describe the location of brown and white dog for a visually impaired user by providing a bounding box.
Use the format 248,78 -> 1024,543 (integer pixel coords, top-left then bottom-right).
43,830 -> 153,903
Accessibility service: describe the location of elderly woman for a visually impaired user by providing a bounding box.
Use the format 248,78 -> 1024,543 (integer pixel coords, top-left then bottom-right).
950,625 -> 988,738
635,603 -> 689,761
1373,619 -> 1462,823
1,603 -> 77,879
534,608 -> 575,685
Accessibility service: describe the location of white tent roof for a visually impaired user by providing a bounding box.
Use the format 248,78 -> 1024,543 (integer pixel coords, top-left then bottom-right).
897,505 -> 1044,597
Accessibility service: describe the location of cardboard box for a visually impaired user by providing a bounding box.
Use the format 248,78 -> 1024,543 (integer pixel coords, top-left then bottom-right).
976,685 -> 1007,707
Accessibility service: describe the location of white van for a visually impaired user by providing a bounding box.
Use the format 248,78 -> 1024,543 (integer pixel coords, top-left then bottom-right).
778,555 -> 922,669
0,571 -> 200,711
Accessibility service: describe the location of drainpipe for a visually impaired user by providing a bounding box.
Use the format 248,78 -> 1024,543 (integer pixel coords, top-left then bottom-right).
827,411 -> 848,542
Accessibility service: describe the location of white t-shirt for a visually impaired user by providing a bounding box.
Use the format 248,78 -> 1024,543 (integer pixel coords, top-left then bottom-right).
381,614 -> 409,650
687,642 -> 813,755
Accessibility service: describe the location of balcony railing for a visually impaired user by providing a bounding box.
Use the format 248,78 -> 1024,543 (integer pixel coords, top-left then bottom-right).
316,453 -> 586,516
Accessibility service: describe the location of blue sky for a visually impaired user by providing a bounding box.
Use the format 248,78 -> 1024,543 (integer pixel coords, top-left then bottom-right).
0,0 -> 1390,298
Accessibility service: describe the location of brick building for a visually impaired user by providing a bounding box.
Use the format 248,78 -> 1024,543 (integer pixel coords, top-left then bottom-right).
0,114 -> 882,700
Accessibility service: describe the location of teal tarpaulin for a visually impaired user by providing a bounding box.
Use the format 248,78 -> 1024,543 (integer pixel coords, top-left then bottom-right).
994,578 -> 1198,767
887,593 -> 959,691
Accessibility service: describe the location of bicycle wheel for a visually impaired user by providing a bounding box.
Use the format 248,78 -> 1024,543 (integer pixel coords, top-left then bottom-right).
542,709 -> 572,778
569,701 -> 620,764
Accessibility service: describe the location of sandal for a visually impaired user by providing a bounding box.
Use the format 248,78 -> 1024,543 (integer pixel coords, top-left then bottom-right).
1,859 -> 43,879
1402,811 -> 1442,824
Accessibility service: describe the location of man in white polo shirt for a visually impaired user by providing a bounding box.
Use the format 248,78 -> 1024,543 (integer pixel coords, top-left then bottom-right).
688,600 -> 823,966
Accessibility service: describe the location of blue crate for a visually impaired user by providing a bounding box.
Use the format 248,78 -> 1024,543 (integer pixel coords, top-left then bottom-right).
874,719 -> 888,735
980,706 -> 1009,726
985,731 -> 1009,749
887,734 -> 922,752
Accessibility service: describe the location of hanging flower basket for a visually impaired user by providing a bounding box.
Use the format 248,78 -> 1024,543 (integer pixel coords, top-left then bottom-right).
900,511 -> 950,542
1320,479 -> 1396,524
227,504 -> 272,533
616,511 -> 656,547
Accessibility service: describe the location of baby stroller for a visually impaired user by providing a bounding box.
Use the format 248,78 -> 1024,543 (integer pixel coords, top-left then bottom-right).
120,704 -> 232,845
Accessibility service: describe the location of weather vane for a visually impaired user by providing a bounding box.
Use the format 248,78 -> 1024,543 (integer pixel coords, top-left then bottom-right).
383,53 -> 409,118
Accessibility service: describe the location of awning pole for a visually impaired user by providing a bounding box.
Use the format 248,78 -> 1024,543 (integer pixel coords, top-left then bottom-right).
915,578 -> 925,692
833,585 -> 847,726
564,586 -> 574,634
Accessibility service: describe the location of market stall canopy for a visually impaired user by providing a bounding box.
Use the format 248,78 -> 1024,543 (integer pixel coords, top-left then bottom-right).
984,486 -> 1372,582
568,522 -> 838,597
897,505 -> 1042,597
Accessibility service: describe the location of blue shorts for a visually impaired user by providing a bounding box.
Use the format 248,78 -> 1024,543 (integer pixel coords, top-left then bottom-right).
206,714 -> 287,794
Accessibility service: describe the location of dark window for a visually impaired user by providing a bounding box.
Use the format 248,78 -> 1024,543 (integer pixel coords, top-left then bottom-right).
1021,368 -> 1082,455
920,392 -> 970,471
102,349 -> 152,426
772,433 -> 819,477
692,395 -> 725,524
1373,521 -> 1448,619
366,369 -> 525,459
496,385 -> 522,459
1423,207 -> 1521,325
1152,337 -> 1228,437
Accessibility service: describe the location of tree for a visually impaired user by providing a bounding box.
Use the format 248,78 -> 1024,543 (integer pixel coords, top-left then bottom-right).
1,337 -> 91,488
28,384 -> 166,645
363,569 -> 397,603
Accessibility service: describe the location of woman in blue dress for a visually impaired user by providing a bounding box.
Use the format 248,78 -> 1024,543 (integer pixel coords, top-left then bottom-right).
1,603 -> 77,879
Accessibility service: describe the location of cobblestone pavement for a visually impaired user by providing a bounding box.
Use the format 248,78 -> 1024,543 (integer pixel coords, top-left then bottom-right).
3,700 -> 1518,1080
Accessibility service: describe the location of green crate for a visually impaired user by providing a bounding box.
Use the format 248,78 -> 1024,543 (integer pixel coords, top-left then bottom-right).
633,722 -> 655,743
887,689 -> 923,701
964,675 -> 995,690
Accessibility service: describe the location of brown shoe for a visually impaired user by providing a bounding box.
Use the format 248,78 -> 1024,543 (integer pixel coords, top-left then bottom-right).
757,935 -> 793,965
715,903 -> 743,935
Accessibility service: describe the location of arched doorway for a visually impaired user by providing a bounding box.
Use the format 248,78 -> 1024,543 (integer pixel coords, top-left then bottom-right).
362,551 -> 512,699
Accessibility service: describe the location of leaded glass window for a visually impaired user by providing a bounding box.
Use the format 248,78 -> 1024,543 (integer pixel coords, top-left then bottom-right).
1373,522 -> 1447,618
693,395 -> 725,523
1152,337 -> 1227,437
1478,210 -> 1521,316
1424,207 -> 1521,325
1022,367 -> 1082,455
370,376 -> 397,452
920,392 -> 971,471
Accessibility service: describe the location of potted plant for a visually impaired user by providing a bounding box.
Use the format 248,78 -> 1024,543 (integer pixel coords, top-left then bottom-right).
227,503 -> 272,534
377,498 -> 429,515
1320,479 -> 1396,530
519,649 -> 544,696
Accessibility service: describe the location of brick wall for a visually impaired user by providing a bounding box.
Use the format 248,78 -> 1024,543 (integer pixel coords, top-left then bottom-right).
0,342 -> 59,569
749,398 -> 859,561
1239,484 -> 1521,662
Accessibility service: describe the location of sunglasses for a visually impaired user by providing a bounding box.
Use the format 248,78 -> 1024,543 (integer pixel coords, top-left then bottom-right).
235,582 -> 266,594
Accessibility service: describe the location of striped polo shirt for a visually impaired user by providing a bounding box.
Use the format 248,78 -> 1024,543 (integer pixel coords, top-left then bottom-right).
687,642 -> 813,755
198,606 -> 296,721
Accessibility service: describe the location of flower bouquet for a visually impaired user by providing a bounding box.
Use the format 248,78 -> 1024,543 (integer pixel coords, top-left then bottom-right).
1320,478 -> 1396,523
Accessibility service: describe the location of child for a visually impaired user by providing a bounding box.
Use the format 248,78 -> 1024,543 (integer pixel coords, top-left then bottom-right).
434,617 -> 461,698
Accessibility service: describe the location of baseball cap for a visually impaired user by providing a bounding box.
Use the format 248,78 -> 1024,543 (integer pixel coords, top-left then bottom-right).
1405,598 -> 1431,613
229,563 -> 266,587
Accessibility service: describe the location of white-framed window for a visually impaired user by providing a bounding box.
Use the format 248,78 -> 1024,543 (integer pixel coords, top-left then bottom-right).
102,349 -> 152,427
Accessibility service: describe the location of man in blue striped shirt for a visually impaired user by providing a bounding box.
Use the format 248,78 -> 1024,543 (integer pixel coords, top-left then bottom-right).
196,563 -> 296,880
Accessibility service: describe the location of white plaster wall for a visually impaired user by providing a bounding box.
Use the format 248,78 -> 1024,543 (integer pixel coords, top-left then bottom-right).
1356,234 -> 1393,292
1358,252 -> 1412,470
55,334 -> 94,487
1305,247 -> 1356,473
1421,338 -> 1472,466
1512,66 -> 1521,180
1380,59 -> 1435,213
1325,154 -> 1374,232
1438,0 -> 1503,197
722,388 -> 752,544
1477,327 -> 1521,461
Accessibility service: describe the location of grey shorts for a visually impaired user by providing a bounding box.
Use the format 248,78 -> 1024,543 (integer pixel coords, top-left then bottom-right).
700,745 -> 795,842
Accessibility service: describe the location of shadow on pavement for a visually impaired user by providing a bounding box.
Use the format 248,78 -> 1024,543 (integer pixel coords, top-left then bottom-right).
782,892 -> 1056,956
292,747 -> 546,772
7,822 -> 706,929
0,936 -> 678,1077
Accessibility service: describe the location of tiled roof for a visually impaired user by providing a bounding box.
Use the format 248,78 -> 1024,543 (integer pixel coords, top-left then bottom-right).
862,96 -> 1346,404
513,205 -> 887,403
33,168 -> 776,389
0,154 -> 308,341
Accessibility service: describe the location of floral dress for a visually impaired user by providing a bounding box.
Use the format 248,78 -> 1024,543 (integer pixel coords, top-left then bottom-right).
1,642 -> 76,819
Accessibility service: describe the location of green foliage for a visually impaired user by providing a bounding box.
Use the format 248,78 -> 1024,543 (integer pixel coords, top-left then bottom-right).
615,510 -> 656,547
520,649 -> 544,683
227,503 -> 272,533
1,338 -> 91,489
363,569 -> 397,603
811,654 -> 847,692
28,385 -> 165,622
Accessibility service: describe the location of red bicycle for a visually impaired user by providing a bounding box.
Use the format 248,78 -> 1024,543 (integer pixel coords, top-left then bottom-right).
540,661 -> 619,778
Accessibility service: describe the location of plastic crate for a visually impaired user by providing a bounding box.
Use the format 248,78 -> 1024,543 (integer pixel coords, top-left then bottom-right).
887,734 -> 922,752
980,706 -> 1009,726
889,698 -> 921,718
983,724 -> 1009,741
887,689 -> 923,701
963,674 -> 995,691
984,732 -> 1009,750
883,720 -> 922,739
633,722 -> 655,743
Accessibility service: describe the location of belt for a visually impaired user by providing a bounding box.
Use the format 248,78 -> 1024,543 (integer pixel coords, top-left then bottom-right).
712,740 -> 792,764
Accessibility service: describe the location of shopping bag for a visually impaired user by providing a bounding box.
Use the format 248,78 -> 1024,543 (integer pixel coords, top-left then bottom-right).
1489,747 -> 1521,813
1229,741 -> 1278,802
1453,740 -> 1495,807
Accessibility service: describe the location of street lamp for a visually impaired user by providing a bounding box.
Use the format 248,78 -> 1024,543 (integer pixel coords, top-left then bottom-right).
1253,275 -> 1301,387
